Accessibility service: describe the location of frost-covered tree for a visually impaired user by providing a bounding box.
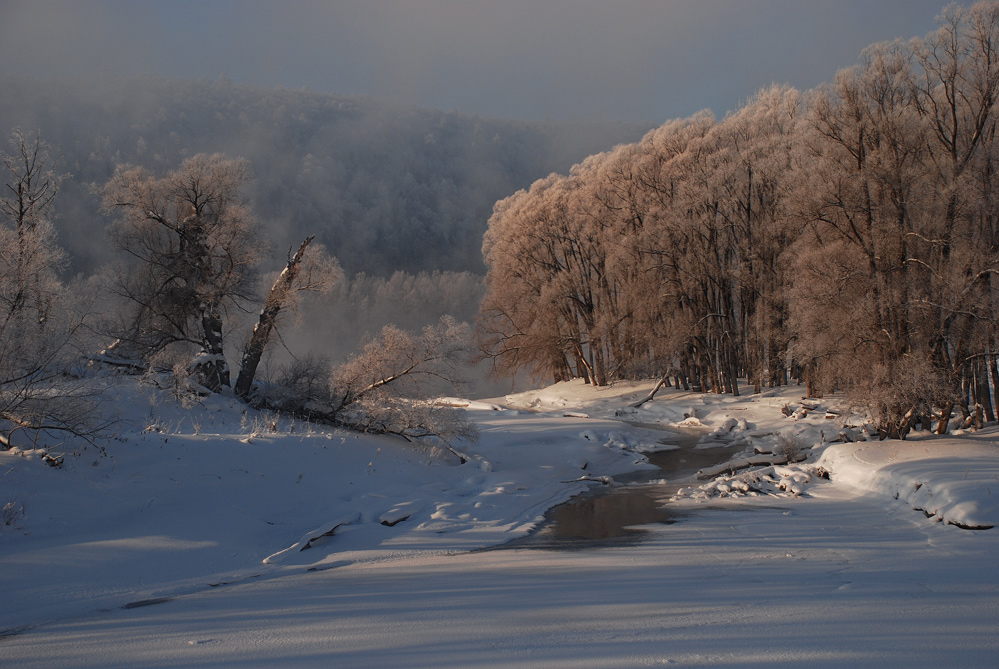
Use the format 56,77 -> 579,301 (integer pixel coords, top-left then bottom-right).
789,41 -> 928,420
100,153 -> 347,399
478,2 -> 999,437
100,154 -> 266,391
260,315 -> 478,446
789,3 -> 999,434
908,1 -> 999,430
99,152 -> 467,451
0,130 -> 107,449
479,175 -> 579,384
480,98 -> 802,396
1,129 -> 64,323
707,85 -> 802,392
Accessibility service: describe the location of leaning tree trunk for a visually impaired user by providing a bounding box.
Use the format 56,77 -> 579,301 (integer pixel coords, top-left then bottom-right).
234,236 -> 314,399
632,374 -> 670,408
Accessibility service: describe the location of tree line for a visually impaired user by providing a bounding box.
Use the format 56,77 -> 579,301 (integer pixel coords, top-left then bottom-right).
479,1 -> 999,437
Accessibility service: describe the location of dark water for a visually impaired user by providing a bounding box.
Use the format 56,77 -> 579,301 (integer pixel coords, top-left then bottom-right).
498,425 -> 734,550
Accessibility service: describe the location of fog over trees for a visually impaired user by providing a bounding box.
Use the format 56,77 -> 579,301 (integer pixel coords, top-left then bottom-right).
479,1 -> 999,436
0,76 -> 648,278
4,2 -> 999,446
0,74 -> 645,418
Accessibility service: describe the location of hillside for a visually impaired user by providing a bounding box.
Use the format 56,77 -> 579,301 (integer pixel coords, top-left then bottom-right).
0,76 -> 650,277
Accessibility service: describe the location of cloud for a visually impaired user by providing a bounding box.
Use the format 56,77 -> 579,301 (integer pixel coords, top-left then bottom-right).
0,0 -> 975,122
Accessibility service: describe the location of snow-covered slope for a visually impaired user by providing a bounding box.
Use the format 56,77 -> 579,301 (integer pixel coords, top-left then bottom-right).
1,376 -> 996,666
0,377 -> 658,633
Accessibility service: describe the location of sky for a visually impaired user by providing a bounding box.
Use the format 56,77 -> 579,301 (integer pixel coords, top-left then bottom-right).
0,0 -> 978,123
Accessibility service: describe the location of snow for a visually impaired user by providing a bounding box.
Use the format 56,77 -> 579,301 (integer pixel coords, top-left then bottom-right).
817,439 -> 999,529
1,377 -> 997,666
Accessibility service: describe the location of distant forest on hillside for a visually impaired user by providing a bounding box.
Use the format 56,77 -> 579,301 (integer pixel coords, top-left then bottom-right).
0,76 -> 649,277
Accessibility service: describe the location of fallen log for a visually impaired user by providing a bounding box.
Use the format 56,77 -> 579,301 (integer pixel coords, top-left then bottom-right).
696,452 -> 806,479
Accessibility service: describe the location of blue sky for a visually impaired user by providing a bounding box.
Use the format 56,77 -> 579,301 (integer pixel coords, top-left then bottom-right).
0,0 -> 975,122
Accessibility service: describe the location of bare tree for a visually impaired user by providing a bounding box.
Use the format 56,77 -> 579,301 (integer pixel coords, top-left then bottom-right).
479,98 -> 801,397
479,176 -> 582,384
326,316 -> 477,443
788,6 -> 999,434
0,130 -> 109,450
476,3 -> 999,438
99,154 -> 266,391
1,129 -> 64,323
252,315 -> 476,446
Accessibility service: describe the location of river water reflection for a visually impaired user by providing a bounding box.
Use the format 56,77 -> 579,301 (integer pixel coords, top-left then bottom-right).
500,425 -> 734,549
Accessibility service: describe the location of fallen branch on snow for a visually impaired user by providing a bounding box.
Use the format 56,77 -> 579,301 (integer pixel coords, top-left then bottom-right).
696,452 -> 807,479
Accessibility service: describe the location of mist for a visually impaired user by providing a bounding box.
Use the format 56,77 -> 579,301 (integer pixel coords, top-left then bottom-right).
0,75 -> 646,395
0,0 -> 981,398
0,1 -> 973,123
0,76 -> 649,276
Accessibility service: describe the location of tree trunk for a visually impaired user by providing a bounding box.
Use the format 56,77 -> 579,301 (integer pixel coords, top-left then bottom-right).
975,358 -> 995,422
727,346 -> 740,397
591,341 -> 607,387
936,401 -> 953,435
990,352 -> 999,423
897,408 -> 915,440
234,236 -> 314,398
574,345 -> 591,384
195,307 -> 230,392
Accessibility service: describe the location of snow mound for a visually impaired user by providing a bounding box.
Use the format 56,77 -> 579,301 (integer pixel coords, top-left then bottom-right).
673,464 -> 827,501
817,441 -> 999,530
674,429 -> 998,530
264,512 -> 361,564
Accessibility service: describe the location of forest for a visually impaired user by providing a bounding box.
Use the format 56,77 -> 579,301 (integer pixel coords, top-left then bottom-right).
4,6 -> 999,666
4,2 -> 999,448
478,2 -> 999,437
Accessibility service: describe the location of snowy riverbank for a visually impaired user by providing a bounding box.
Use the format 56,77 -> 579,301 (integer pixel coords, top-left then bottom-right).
506,378 -> 998,530
1,377 -> 997,666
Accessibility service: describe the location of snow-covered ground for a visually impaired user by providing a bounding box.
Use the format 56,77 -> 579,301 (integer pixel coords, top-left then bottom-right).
1,377 -> 997,666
